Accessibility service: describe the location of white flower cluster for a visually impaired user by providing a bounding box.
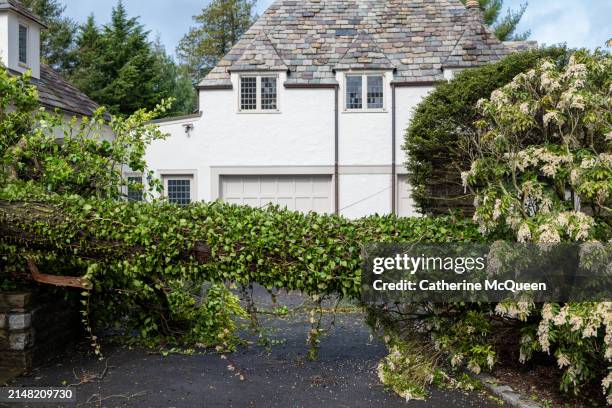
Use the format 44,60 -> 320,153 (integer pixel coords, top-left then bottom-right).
495,301 -> 533,321
490,89 -> 510,107
514,147 -> 573,177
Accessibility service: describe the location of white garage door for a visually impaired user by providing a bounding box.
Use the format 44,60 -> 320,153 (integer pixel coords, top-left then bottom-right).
397,175 -> 418,217
221,175 -> 333,213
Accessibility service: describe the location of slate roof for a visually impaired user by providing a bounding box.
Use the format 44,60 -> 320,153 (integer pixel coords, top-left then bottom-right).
229,31 -> 288,72
32,66 -> 102,117
334,31 -> 395,71
200,0 -> 537,87
0,0 -> 47,27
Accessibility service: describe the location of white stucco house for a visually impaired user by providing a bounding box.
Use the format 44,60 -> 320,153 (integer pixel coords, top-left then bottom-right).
146,0 -> 535,218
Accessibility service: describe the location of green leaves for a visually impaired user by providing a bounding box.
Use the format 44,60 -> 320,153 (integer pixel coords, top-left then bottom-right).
0,186 -> 482,349
403,46 -> 570,215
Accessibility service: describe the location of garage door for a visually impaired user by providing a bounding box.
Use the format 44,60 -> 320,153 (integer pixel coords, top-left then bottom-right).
220,175 -> 333,213
397,175 -> 418,217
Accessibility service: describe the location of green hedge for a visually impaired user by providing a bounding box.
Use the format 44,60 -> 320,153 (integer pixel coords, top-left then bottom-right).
403,47 -> 569,215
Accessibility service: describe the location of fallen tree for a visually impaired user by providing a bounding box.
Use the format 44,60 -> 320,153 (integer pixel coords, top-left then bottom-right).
0,189 -> 482,352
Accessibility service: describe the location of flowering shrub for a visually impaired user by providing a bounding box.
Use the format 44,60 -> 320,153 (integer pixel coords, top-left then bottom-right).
462,49 -> 611,400
403,47 -> 569,215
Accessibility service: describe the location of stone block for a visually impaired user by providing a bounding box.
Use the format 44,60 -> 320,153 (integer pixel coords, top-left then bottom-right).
0,349 -> 33,371
8,313 -> 31,330
0,329 -> 34,351
0,292 -> 31,311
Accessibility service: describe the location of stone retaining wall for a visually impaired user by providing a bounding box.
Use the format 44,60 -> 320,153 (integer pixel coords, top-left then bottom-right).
0,291 -> 80,376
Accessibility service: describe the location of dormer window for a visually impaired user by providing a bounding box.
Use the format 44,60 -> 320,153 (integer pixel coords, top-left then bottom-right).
345,74 -> 385,111
18,24 -> 28,65
239,75 -> 278,112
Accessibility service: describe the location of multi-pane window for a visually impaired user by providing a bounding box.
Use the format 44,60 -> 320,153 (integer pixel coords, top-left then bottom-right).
261,77 -> 277,110
240,77 -> 257,110
127,176 -> 143,202
367,76 -> 384,109
18,25 -> 28,64
166,178 -> 192,205
345,74 -> 385,111
346,76 -> 363,109
239,76 -> 278,111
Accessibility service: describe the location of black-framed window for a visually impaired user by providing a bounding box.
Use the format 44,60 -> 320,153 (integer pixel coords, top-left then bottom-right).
346,75 -> 363,109
166,178 -> 192,205
240,77 -> 257,110
240,76 -> 278,111
261,77 -> 277,110
346,74 -> 385,111
18,25 -> 28,64
367,76 -> 384,109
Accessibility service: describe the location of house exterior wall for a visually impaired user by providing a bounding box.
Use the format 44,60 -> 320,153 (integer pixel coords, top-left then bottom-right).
145,74 -> 435,218
0,10 -> 40,78
0,13 -> 7,66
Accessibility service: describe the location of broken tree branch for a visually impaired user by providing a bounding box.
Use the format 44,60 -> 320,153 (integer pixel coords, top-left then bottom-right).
26,258 -> 93,290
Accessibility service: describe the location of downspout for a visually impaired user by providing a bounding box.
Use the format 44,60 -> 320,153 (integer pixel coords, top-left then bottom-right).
391,83 -> 397,216
334,85 -> 340,215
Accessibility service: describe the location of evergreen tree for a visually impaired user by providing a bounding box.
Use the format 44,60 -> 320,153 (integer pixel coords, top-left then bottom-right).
460,0 -> 530,41
20,0 -> 77,75
70,15 -> 104,97
70,2 -> 168,116
177,0 -> 257,83
152,39 -> 197,117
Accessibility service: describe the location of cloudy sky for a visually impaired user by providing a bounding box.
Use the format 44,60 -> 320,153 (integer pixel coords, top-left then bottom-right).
63,0 -> 611,58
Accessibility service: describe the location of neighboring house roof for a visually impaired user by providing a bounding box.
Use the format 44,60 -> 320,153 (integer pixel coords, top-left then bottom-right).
0,0 -> 47,27
7,66 -> 102,117
200,0 -> 537,88
34,66 -> 102,117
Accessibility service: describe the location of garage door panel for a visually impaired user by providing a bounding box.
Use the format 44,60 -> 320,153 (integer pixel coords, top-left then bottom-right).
223,179 -> 243,196
243,179 -> 261,195
276,197 -> 294,209
277,179 -> 294,194
313,197 -> 330,213
243,198 -> 260,207
295,197 -> 313,212
225,198 -> 243,206
295,180 -> 313,195
260,179 -> 276,195
220,175 -> 332,214
313,178 -> 330,195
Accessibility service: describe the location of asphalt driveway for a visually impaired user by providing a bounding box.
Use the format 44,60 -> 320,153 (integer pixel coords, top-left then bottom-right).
5,291 -> 499,408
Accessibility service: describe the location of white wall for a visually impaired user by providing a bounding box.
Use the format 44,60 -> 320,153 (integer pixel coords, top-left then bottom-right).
0,13 -> 7,66
146,73 -> 436,218
395,86 -> 434,167
337,71 -> 394,166
147,72 -> 336,203
0,10 -> 40,78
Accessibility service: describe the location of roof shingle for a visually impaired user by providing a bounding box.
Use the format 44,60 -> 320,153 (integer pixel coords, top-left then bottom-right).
33,66 -> 101,117
0,0 -> 47,27
200,0 -> 537,87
